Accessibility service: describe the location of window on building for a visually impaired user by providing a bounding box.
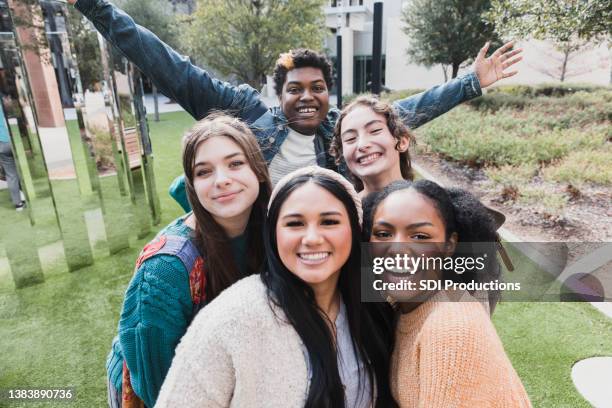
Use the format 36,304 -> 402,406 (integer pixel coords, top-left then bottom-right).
353,55 -> 386,94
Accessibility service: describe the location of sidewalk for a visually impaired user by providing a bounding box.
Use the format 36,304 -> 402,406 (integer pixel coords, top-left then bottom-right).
64,92 -> 339,120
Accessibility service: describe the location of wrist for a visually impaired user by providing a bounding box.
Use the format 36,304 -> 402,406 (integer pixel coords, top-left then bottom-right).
464,71 -> 482,99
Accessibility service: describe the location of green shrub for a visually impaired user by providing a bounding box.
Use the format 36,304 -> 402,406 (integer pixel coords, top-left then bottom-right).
543,148 -> 612,185
518,188 -> 568,211
487,83 -> 603,97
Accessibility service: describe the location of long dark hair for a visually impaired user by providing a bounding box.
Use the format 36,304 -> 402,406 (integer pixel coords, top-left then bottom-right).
183,112 -> 272,302
330,95 -> 416,191
262,173 -> 396,408
363,179 -> 501,310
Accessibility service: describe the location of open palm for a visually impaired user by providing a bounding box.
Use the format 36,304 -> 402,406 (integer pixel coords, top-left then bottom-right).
474,41 -> 523,88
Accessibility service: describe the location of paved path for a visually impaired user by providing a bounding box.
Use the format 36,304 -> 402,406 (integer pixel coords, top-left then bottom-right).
572,357 -> 612,408
63,93 -> 338,120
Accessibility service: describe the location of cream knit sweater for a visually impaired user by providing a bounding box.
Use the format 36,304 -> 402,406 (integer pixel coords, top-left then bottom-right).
155,275 -> 309,407
390,291 -> 532,408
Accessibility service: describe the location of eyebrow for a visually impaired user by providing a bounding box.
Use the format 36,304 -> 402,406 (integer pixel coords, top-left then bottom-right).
194,152 -> 243,167
286,79 -> 326,86
281,211 -> 343,219
374,220 -> 434,229
341,119 -> 384,138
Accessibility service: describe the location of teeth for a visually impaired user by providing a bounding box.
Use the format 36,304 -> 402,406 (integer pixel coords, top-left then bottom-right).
298,108 -> 317,113
299,252 -> 329,260
387,266 -> 415,274
358,153 -> 381,164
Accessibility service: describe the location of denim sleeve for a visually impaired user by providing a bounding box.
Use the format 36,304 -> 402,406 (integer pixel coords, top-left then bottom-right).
75,0 -> 268,123
393,72 -> 482,129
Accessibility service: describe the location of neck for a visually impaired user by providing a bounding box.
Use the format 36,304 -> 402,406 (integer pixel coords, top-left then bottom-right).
361,165 -> 403,196
310,274 -> 341,321
288,124 -> 316,136
398,301 -> 421,314
214,210 -> 251,238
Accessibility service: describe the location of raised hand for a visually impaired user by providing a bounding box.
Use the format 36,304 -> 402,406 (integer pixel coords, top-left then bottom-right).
473,41 -> 523,88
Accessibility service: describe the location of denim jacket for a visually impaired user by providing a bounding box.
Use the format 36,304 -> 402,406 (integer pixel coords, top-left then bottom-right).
76,0 -> 482,210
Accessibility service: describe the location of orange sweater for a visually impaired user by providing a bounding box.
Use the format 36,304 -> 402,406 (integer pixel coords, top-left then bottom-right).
390,292 -> 532,408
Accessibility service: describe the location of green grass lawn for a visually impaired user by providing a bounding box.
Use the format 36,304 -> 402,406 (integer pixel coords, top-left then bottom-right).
0,111 -> 610,407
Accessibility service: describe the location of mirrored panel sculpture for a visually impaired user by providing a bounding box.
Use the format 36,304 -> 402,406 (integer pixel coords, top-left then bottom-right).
105,46 -> 156,238
0,0 -> 161,289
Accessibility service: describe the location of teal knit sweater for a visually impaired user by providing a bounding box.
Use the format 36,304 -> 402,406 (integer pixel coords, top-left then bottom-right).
106,216 -> 247,407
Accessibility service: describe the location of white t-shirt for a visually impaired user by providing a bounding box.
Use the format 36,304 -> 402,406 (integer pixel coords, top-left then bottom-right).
268,128 -> 318,185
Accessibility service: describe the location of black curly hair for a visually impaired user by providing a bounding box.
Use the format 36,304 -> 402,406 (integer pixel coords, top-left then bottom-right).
363,179 -> 501,310
272,48 -> 334,97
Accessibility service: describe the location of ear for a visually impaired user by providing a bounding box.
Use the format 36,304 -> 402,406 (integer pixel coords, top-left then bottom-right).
445,232 -> 458,256
396,136 -> 410,152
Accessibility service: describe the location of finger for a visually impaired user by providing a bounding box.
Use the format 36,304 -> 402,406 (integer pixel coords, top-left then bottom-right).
493,40 -> 515,58
477,41 -> 491,60
502,70 -> 518,78
502,56 -> 523,69
500,48 -> 523,61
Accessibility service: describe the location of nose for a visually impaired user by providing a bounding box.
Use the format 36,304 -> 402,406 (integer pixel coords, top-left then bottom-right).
302,224 -> 324,246
300,89 -> 314,102
387,239 -> 417,256
214,168 -> 232,187
357,133 -> 372,152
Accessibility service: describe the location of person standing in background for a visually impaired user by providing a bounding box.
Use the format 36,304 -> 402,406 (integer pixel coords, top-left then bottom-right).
0,94 -> 25,211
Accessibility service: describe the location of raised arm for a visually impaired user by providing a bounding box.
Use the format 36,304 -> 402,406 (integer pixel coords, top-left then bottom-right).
69,0 -> 267,123
394,41 -> 522,129
118,256 -> 192,408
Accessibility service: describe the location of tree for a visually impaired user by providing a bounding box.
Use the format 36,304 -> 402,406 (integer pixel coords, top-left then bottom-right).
185,0 -> 326,88
116,0 -> 180,49
116,0 -> 180,120
486,0 -> 611,43
529,40 -> 604,82
487,0 -> 611,83
67,8 -> 104,91
401,0 -> 502,79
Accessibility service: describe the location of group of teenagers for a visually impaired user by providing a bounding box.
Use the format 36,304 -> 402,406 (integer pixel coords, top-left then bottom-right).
69,0 -> 532,407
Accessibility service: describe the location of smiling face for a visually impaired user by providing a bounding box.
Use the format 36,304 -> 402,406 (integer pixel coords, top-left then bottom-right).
192,136 -> 260,236
340,105 -> 408,189
370,188 -> 455,302
280,67 -> 330,135
275,181 -> 352,293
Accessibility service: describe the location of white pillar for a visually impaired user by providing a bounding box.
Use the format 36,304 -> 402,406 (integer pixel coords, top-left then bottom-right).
340,27 -> 354,96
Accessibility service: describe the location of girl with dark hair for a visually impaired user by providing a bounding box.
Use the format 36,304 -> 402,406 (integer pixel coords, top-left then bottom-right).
363,179 -> 531,408
156,166 -> 396,408
106,113 -> 272,408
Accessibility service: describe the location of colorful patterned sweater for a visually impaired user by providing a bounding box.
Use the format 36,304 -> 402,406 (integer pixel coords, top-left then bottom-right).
390,291 -> 532,408
106,216 -> 246,408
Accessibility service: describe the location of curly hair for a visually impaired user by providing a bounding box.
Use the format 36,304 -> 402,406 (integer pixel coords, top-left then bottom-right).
272,48 -> 333,97
330,96 -> 416,191
362,179 -> 501,310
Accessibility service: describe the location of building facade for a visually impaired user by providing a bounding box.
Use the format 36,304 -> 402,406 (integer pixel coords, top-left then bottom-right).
323,0 -> 611,96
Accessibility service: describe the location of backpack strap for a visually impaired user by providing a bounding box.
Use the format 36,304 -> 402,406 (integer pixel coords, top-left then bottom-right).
134,234 -> 207,313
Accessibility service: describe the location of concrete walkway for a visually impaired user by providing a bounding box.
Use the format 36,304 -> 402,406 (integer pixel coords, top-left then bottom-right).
572,357 -> 612,408
63,92 -> 339,120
